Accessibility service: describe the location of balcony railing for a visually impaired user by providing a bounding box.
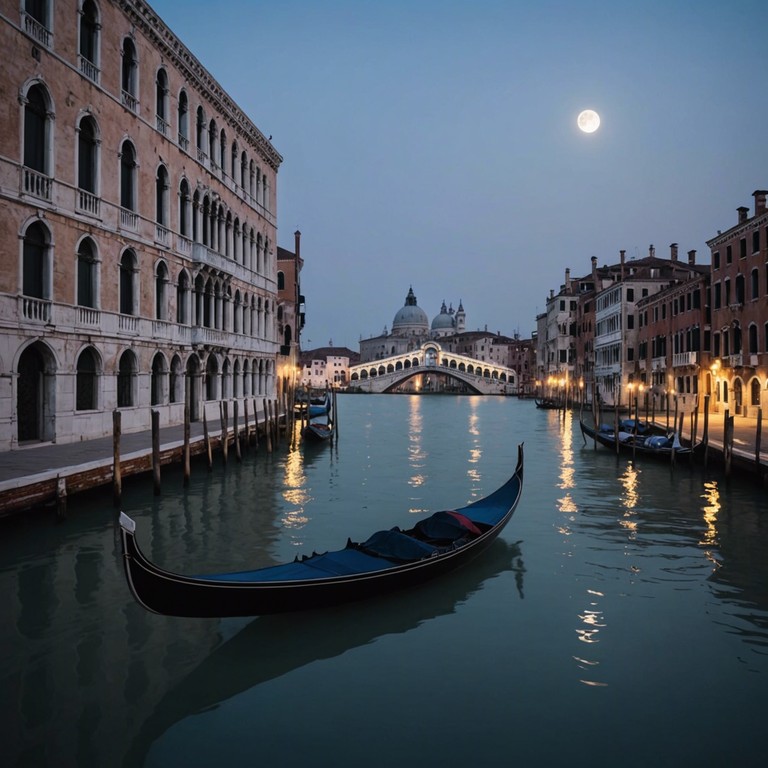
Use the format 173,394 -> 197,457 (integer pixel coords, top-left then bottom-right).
121,90 -> 138,112
120,207 -> 138,230
178,134 -> 189,152
651,356 -> 666,371
76,189 -> 100,217
23,14 -> 51,47
672,351 -> 698,368
177,235 -> 192,254
155,224 -> 170,246
156,115 -> 169,135
78,56 -> 100,83
118,314 -> 139,334
728,353 -> 743,367
77,307 -> 100,326
22,167 -> 52,201
21,296 -> 51,323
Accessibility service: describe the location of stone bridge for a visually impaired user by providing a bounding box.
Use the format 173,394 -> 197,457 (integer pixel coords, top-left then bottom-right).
348,342 -> 517,395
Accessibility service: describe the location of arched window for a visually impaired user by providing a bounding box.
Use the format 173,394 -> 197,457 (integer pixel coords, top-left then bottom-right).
169,354 -> 183,404
77,237 -> 98,308
23,221 -> 49,300
205,355 -> 218,400
751,268 -> 760,300
748,323 -> 758,354
156,164 -> 169,226
117,350 -> 137,408
155,67 -> 169,133
78,0 -> 100,81
240,151 -> 247,189
735,274 -> 745,305
751,379 -> 761,407
77,114 -> 98,195
76,346 -> 99,411
231,141 -> 238,180
277,271 -> 285,290
176,270 -> 190,325
24,83 -> 51,196
155,261 -> 169,320
196,106 -> 205,154
177,90 -> 189,149
179,178 -> 191,237
151,352 -> 167,406
219,128 -> 226,171
208,119 -> 217,163
120,140 -> 137,211
121,37 -> 139,110
119,250 -> 137,315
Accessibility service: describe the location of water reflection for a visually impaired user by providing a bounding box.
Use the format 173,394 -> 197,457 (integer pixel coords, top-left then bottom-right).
127,539 -> 523,767
618,462 -> 639,539
407,396 -> 426,493
280,444 -> 311,545
467,398 -> 482,484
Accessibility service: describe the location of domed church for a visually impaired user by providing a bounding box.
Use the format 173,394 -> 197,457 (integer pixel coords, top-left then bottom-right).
359,287 -> 466,362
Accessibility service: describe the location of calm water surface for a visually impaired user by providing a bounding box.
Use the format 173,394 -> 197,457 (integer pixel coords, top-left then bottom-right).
1,395 -> 767,767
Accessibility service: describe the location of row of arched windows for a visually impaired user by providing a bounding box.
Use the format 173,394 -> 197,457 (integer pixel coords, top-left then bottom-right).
22,1 -> 271,209
22,220 -> 277,341
75,346 -> 274,411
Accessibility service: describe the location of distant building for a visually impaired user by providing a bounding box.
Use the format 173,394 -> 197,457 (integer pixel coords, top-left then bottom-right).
300,346 -> 360,390
277,231 -> 305,384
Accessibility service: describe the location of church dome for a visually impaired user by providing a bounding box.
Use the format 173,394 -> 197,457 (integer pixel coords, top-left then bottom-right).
392,287 -> 429,334
431,300 -> 456,331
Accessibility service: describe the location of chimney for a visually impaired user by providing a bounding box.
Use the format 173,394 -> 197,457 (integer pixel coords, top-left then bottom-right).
754,190 -> 768,217
738,206 -> 749,224
620,250 -> 626,280
591,255 -> 598,283
565,268 -> 572,294
687,249 -> 696,265
649,244 -> 655,259
670,243 -> 678,261
294,229 -> 301,260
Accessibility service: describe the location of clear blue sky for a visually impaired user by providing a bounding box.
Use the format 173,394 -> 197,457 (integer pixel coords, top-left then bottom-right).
152,0 -> 768,349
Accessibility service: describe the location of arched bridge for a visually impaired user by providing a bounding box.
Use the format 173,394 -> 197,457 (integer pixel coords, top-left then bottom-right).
349,342 -> 517,395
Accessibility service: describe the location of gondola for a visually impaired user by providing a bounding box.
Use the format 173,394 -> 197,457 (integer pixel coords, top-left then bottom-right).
302,420 -> 333,442
534,398 -> 560,409
579,419 -> 702,459
118,444 -> 524,618
307,392 -> 331,417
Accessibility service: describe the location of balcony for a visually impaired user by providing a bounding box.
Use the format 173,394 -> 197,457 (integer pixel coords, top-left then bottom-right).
120,207 -> 138,231
121,90 -> 138,113
156,115 -> 169,136
155,224 -> 170,246
22,167 -> 52,201
21,296 -> 51,324
651,356 -> 666,371
77,307 -> 100,327
178,134 -> 189,152
76,189 -> 100,217
78,56 -> 99,83
23,13 -> 51,47
728,353 -> 743,367
672,351 -> 698,368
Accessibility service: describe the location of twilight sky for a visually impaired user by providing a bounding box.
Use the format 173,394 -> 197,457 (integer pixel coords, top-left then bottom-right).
152,0 -> 768,350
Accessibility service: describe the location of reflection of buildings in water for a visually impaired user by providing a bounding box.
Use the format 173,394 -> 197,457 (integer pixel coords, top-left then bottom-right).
467,398 -> 482,485
575,588 -> 608,687
699,481 -> 720,552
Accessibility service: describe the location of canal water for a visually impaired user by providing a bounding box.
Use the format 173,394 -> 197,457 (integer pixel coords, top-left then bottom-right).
1,395 -> 767,768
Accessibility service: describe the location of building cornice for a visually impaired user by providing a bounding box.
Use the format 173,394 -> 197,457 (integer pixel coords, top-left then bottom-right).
121,1 -> 283,171
706,211 -> 768,248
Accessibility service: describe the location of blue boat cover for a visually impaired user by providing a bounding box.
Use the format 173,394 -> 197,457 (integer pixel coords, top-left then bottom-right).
360,528 -> 437,562
414,510 -> 482,542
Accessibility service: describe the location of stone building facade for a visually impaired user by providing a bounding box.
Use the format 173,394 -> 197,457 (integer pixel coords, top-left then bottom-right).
0,0 -> 282,449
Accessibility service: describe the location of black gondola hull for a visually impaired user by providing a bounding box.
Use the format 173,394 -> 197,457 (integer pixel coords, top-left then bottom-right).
119,445 -> 524,618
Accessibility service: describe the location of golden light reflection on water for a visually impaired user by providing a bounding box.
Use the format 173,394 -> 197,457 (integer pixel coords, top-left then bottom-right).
700,480 -> 722,571
618,462 -> 639,540
558,410 -> 575,490
280,445 -> 311,538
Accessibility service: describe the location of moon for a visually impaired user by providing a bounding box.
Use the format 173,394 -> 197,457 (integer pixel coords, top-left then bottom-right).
577,109 -> 600,133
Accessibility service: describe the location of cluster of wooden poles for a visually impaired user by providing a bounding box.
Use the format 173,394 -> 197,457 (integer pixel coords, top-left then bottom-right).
110,393 -> 295,509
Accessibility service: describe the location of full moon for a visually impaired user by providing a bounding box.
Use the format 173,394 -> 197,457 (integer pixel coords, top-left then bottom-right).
577,109 -> 600,133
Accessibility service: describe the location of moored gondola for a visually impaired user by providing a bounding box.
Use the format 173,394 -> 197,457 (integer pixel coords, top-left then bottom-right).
579,419 -> 702,459
119,445 -> 524,617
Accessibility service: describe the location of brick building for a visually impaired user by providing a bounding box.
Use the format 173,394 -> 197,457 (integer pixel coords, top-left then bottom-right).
0,0 -> 282,449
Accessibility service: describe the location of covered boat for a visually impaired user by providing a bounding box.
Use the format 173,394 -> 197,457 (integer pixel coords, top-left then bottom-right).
580,419 -> 702,459
119,444 -> 524,617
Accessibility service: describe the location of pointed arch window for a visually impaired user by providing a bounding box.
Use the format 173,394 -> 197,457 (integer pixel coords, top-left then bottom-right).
23,83 -> 52,200
156,164 -> 169,227
151,353 -> 167,406
77,114 -> 98,196
120,140 -> 137,212
179,178 -> 191,237
155,261 -> 169,320
176,270 -> 190,325
23,221 -> 49,300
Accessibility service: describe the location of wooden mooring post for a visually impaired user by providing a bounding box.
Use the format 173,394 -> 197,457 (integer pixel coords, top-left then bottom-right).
183,400 -> 191,486
702,394 -> 710,469
220,401 -> 229,465
203,406 -> 212,470
56,475 -> 67,519
112,410 -> 122,507
152,409 -> 161,496
234,399 -> 242,462
264,398 -> 273,453
756,407 -> 763,472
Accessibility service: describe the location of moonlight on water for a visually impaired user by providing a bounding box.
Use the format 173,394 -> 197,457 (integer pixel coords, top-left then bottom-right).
577,109 -> 600,133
